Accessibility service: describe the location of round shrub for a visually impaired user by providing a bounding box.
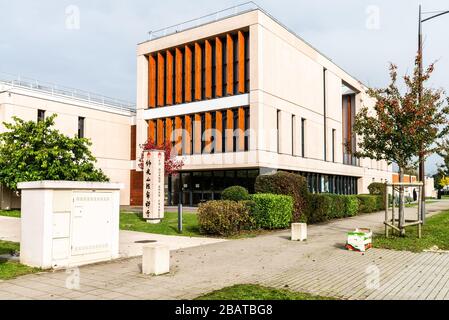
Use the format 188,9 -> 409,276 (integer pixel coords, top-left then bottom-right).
252,193 -> 293,229
197,200 -> 255,236
368,182 -> 385,195
254,171 -> 309,223
221,186 -> 250,201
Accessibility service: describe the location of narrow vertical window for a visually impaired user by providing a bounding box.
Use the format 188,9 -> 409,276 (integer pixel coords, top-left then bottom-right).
233,109 -> 238,152
211,112 -> 216,154
292,115 -> 296,156
222,110 -> 227,152
244,107 -> 250,151
201,113 -> 206,153
332,129 -> 336,163
37,109 -> 45,122
301,118 -> 306,158
277,110 -> 281,154
323,68 -> 327,161
78,117 -> 85,138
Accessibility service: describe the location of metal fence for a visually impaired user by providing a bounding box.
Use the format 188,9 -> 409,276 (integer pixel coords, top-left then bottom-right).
148,2 -> 259,40
0,72 -> 135,113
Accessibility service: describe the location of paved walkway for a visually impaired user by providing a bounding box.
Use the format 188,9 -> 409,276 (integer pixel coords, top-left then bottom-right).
0,216 -> 225,258
1,201 -> 449,300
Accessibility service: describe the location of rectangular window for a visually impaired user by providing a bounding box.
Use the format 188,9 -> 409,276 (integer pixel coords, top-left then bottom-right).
37,109 -> 45,122
301,118 -> 306,158
78,117 -> 85,138
277,110 -> 281,154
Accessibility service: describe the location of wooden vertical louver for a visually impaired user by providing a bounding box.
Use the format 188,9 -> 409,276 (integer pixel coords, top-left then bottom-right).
184,45 -> 192,103
184,115 -> 192,155
194,114 -> 202,154
175,116 -> 182,156
204,112 -> 212,153
195,42 -> 202,101
226,109 -> 234,152
238,107 -> 245,151
165,117 -> 173,146
215,111 -> 223,153
157,119 -> 164,146
215,37 -> 223,98
157,52 -> 165,107
205,40 -> 213,99
226,34 -> 234,96
148,120 -> 156,143
238,31 -> 245,94
148,55 -> 157,108
130,125 -> 136,160
166,50 -> 174,105
175,48 -> 183,104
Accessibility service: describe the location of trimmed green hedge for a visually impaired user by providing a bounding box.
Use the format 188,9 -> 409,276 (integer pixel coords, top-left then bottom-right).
345,195 -> 359,217
254,172 -> 309,222
252,194 -> 293,229
198,200 -> 255,236
221,186 -> 251,201
357,194 -> 384,213
305,194 -> 359,223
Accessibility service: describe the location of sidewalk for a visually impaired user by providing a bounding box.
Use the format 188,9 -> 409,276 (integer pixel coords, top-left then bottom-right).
0,216 -> 225,258
1,201 -> 449,300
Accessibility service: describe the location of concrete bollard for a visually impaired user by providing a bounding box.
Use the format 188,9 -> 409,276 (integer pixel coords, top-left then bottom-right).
142,243 -> 170,275
291,223 -> 307,241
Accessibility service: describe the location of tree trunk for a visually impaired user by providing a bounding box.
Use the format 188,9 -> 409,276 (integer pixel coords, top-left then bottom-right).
398,168 -> 405,236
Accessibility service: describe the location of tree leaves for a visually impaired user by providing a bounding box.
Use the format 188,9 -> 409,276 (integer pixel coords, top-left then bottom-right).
0,114 -> 109,190
353,55 -> 449,172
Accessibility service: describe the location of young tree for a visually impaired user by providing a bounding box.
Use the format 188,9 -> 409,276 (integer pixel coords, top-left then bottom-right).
352,55 -> 449,235
138,140 -> 184,176
0,115 -> 109,190
439,176 -> 449,190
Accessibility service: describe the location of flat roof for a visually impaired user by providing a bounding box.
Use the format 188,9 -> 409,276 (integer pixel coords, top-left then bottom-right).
139,1 -> 368,89
0,72 -> 136,114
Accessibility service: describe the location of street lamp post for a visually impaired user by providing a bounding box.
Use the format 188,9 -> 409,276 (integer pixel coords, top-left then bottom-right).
417,5 -> 449,224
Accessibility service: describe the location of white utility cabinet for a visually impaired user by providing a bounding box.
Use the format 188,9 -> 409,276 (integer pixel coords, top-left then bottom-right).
17,181 -> 123,269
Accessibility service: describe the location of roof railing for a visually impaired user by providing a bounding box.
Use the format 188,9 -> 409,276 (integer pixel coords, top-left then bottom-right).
148,2 -> 259,40
0,72 -> 135,113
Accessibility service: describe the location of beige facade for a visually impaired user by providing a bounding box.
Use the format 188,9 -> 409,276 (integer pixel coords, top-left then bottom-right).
0,78 -> 135,208
135,7 -> 391,203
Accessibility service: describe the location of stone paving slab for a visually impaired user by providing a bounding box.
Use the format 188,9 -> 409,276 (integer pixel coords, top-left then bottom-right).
0,215 -> 226,258
1,201 -> 449,300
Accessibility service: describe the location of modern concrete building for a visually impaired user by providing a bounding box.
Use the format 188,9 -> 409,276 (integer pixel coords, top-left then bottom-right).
133,3 -> 392,206
0,73 -> 135,208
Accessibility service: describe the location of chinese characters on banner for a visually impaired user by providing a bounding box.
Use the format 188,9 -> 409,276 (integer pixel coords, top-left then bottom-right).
143,150 -> 165,223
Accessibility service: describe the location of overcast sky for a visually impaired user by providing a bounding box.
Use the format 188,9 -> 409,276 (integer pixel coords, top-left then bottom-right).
1,0 -> 448,174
